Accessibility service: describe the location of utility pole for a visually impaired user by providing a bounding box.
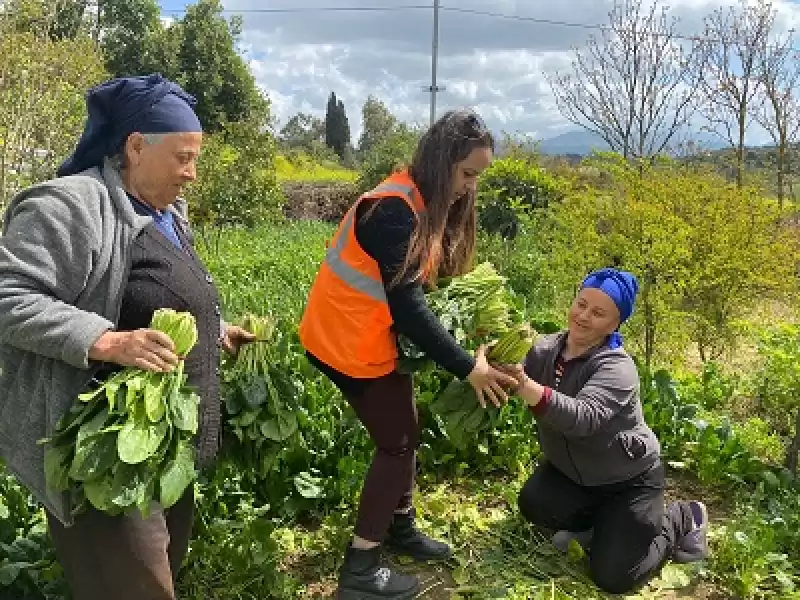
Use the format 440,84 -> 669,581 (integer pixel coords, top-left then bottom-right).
428,0 -> 443,126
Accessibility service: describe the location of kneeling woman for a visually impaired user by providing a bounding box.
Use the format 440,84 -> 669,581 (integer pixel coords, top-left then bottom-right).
503,268 -> 709,595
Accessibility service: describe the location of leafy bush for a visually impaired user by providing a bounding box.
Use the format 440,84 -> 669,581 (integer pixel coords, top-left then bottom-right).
477,156 -> 567,238
356,125 -> 419,193
753,324 -> 800,472
678,360 -> 740,411
540,159 -> 799,367
712,485 -> 800,599
186,121 -> 284,231
0,27 -> 107,209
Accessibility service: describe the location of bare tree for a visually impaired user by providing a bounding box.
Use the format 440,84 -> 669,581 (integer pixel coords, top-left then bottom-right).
755,31 -> 800,206
545,0 -> 705,161
696,0 -> 776,188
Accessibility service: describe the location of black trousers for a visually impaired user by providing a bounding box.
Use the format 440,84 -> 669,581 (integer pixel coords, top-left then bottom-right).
518,460 -> 693,595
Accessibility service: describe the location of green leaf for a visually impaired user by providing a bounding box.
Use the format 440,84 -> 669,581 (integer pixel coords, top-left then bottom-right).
169,385 -> 199,434
141,374 -> 166,423
294,472 -> 324,499
0,497 -> 8,520
0,561 -> 31,586
117,416 -> 168,464
241,375 -> 268,408
159,439 -> 196,508
658,564 -> 692,589
84,476 -> 116,512
109,463 -> 149,509
68,430 -> 118,482
566,538 -> 585,562
260,411 -> 297,441
43,444 -> 72,492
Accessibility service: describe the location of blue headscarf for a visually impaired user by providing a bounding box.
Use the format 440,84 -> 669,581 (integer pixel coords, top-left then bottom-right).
57,73 -> 202,177
580,268 -> 640,349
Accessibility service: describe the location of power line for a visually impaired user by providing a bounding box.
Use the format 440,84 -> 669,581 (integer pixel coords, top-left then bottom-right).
159,5 -> 431,14
156,4 -> 740,45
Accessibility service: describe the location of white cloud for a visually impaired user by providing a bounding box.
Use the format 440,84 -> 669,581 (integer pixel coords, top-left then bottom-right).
220,0 -> 800,143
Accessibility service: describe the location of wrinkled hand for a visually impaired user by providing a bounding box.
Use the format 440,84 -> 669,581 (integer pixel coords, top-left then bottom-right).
467,344 -> 520,408
221,325 -> 256,356
89,329 -> 179,373
494,363 -> 530,395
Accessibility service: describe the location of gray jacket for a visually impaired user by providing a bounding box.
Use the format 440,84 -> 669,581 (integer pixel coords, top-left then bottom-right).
524,332 -> 660,486
0,160 -> 158,525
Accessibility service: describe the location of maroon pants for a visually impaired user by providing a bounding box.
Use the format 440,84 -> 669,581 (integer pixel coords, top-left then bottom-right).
341,371 -> 419,542
46,488 -> 194,600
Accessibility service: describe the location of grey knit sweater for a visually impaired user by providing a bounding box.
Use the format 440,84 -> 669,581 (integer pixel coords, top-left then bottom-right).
0,160 -> 153,525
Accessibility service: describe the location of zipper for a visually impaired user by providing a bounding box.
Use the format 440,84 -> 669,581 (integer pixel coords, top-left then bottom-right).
554,355 -> 584,485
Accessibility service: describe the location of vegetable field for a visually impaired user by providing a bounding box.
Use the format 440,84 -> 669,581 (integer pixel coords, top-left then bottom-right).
1,216 -> 799,599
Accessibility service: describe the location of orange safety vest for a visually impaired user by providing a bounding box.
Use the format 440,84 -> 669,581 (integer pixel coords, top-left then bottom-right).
299,170 -> 427,378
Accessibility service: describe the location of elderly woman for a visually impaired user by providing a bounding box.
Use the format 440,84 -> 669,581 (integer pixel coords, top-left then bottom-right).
501,268 -> 709,595
0,74 -> 252,600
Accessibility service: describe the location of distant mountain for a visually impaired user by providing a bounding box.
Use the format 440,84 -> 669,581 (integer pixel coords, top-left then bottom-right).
536,128 -> 728,156
537,130 -> 610,156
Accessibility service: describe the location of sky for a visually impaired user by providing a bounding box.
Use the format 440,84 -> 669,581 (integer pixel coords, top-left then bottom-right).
158,0 -> 800,144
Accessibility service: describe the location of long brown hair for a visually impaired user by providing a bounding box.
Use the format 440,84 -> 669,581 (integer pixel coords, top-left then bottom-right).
394,109 -> 493,288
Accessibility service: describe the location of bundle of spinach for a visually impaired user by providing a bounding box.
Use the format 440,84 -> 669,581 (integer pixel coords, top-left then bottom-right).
40,309 -> 200,518
429,323 -> 537,448
397,261 -> 519,373
222,314 -> 299,477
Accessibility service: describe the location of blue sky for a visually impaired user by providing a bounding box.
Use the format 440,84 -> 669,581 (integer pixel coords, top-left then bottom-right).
155,1 -> 800,145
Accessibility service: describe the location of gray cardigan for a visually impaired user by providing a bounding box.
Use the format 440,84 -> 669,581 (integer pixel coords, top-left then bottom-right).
0,160 -> 157,525
524,332 -> 661,486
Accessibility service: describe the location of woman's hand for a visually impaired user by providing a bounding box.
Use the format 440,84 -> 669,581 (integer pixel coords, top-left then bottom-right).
467,344 -> 519,408
221,325 -> 256,356
495,363 -> 529,394
495,363 -> 544,408
89,329 -> 180,372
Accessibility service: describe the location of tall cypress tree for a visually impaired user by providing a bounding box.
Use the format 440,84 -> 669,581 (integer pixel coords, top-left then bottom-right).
325,91 -> 350,159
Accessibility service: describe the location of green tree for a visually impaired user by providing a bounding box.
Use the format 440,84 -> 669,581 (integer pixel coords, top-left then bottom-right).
325,92 -> 350,159
50,0 -> 91,40
357,96 -> 397,156
541,155 -> 798,366
477,156 -> 567,238
0,1 -> 108,207
279,113 -> 325,151
172,0 -> 268,131
186,121 -> 283,240
98,0 -> 164,77
356,124 -> 420,192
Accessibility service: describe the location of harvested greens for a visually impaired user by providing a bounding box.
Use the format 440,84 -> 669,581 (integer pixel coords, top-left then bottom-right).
222,314 -> 299,477
396,262 -> 538,448
40,309 -> 201,517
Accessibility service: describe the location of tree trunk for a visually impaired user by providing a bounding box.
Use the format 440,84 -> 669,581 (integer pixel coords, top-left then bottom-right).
784,406 -> 800,474
778,141 -> 786,208
736,119 -> 746,189
643,267 -> 655,370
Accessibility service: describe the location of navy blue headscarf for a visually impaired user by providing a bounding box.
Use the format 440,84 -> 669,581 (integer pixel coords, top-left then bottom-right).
57,73 -> 202,177
580,268 -> 640,349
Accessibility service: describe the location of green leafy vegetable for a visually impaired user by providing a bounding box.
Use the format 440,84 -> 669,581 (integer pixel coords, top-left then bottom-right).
40,309 -> 201,517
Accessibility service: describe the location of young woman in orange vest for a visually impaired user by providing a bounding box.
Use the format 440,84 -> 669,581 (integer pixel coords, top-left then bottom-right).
299,109 -> 518,599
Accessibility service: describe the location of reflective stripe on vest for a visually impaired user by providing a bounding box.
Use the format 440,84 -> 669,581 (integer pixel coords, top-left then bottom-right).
324,209 -> 387,302
322,179 -> 425,299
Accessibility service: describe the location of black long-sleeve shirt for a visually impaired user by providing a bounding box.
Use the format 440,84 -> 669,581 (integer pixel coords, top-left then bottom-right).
307,196 -> 475,395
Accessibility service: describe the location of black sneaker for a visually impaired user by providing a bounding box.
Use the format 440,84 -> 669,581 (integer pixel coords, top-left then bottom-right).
385,508 -> 452,562
337,546 -> 419,599
673,501 -> 709,563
